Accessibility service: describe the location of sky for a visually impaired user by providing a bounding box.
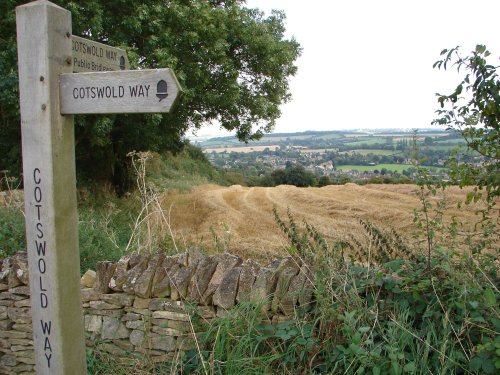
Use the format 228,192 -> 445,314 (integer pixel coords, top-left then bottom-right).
189,0 -> 500,138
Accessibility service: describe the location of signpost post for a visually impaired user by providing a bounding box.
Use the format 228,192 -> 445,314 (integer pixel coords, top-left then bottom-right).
16,1 -> 86,373
15,1 -> 181,373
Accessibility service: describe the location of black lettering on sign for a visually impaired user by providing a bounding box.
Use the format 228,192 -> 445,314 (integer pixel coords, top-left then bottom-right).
45,353 -> 52,368
41,320 -> 51,335
35,241 -> 46,256
33,167 -> 49,313
40,320 -> 52,368
36,222 -> 43,239
38,257 -> 46,273
33,168 -> 41,184
129,84 -> 150,97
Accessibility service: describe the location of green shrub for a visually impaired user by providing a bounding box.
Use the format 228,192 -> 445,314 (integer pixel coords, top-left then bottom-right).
0,206 -> 25,258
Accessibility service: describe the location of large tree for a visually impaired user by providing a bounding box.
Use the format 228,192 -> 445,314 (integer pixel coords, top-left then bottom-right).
0,0 -> 300,190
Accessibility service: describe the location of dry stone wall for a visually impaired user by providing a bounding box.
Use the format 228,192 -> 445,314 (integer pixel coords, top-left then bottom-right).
0,249 -> 314,374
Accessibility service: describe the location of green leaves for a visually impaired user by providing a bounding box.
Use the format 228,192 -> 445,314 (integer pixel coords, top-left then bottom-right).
0,0 -> 301,188
432,45 -> 499,202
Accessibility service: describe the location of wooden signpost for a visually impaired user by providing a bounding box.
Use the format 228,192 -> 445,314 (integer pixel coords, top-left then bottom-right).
15,1 -> 181,374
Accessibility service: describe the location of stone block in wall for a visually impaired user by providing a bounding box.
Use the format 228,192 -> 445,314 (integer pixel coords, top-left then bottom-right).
133,297 -> 151,309
134,253 -> 165,298
0,331 -> 31,340
151,326 -> 183,337
95,261 -> 117,293
7,308 -> 31,325
85,309 -> 122,318
125,320 -> 148,330
0,363 -> 35,374
249,267 -> 279,311
13,352 -> 35,365
0,354 -> 17,367
188,256 -> 218,303
151,263 -> 179,298
236,259 -> 260,303
150,334 -> 176,352
151,256 -> 182,297
84,315 -> 102,333
124,307 -> 151,316
122,255 -> 150,294
81,288 -> 100,302
213,266 -> 242,310
100,293 -> 135,307
159,300 -> 185,314
101,316 -> 130,340
151,319 -> 192,333
0,320 -> 13,330
9,338 -> 33,347
9,286 -> 30,296
0,305 -> 7,320
121,312 -> 141,322
12,253 -> 29,286
12,324 -> 31,333
0,292 -> 25,301
186,247 -> 205,266
152,311 -> 190,322
149,298 -> 188,313
129,329 -> 145,347
14,299 -> 31,308
271,267 -> 298,314
109,255 -> 131,292
89,301 -> 122,310
201,254 -> 242,305
80,270 -> 96,288
0,284 -> 8,291
170,261 -> 199,301
148,298 -> 167,311
280,271 -> 306,316
0,300 -> 13,307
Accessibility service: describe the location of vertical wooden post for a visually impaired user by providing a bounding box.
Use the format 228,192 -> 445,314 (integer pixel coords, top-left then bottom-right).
16,1 -> 86,374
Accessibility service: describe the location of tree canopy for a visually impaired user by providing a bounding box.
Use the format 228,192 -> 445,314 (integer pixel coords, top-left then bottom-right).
0,0 -> 301,190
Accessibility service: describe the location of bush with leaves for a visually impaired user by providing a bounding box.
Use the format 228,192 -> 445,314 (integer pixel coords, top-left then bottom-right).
432,45 -> 499,203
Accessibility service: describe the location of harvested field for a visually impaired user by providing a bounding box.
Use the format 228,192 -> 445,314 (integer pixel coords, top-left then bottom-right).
161,184 -> 487,263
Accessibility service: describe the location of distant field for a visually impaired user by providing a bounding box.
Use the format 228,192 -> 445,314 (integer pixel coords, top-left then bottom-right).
344,138 -> 388,147
300,148 -> 338,154
435,138 -> 466,144
338,164 -> 448,173
342,149 -> 397,156
204,145 -> 280,153
338,164 -> 410,173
